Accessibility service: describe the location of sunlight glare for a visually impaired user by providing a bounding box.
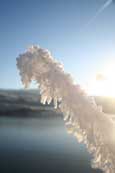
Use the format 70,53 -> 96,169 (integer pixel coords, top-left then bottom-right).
88,62 -> 115,97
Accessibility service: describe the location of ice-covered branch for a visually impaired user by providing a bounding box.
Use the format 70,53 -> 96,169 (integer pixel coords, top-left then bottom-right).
16,45 -> 115,173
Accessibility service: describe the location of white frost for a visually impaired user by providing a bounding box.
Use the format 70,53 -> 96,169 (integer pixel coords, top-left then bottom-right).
16,45 -> 115,173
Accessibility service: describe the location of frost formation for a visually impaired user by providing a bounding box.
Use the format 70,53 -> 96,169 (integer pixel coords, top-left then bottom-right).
16,45 -> 115,173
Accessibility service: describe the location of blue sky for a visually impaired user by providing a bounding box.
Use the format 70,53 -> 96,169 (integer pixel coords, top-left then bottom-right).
0,0 -> 115,89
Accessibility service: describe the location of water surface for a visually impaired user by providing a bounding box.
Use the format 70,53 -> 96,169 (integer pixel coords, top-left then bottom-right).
0,115 -> 103,173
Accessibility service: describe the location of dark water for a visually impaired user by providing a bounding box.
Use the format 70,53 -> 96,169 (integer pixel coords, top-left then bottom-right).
0,115 -> 103,173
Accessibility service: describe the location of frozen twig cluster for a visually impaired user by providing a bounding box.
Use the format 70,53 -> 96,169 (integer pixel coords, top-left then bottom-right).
17,45 -> 115,173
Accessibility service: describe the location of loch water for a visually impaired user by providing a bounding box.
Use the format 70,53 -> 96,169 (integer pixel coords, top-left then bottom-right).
0,115 -> 103,173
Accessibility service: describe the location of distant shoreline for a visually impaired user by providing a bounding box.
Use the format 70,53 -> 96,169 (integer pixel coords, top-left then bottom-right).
0,108 -> 62,118
0,89 -> 115,117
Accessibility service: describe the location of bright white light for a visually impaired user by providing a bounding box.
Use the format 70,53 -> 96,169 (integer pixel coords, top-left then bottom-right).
88,62 -> 115,97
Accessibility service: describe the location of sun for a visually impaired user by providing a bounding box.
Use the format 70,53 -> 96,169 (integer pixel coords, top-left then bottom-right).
87,62 -> 115,97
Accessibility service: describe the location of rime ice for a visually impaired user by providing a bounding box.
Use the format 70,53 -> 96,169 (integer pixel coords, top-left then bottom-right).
17,45 -> 115,173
